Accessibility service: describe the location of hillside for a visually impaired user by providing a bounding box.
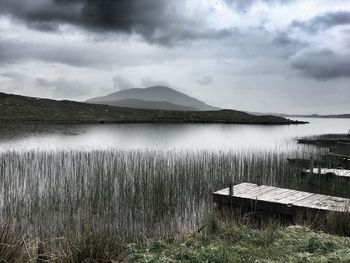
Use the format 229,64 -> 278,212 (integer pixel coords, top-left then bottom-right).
87,86 -> 220,111
0,92 -> 306,124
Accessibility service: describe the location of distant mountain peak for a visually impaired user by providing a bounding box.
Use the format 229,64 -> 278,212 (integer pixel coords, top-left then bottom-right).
87,86 -> 220,111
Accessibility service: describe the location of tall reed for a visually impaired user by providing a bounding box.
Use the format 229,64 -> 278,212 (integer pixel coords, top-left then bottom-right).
0,147 -> 318,244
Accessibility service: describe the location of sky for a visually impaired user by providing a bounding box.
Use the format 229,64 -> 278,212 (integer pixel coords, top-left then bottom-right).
0,0 -> 349,114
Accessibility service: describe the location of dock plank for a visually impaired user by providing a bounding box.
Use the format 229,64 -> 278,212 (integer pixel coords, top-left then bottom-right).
305,168 -> 350,178
237,186 -> 278,199
213,183 -> 350,216
277,192 -> 314,205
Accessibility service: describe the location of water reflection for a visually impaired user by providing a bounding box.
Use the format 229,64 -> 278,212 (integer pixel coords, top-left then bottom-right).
0,118 -> 349,151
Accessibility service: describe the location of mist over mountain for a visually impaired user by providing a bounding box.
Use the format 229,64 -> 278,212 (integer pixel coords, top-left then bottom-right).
92,99 -> 199,111
87,86 -> 220,111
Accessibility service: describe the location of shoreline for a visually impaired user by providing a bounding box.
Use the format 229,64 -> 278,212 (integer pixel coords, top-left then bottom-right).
0,118 -> 309,125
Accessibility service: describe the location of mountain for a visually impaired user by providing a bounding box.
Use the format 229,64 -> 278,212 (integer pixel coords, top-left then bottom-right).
0,92 -> 306,125
92,99 -> 199,111
86,86 -> 220,111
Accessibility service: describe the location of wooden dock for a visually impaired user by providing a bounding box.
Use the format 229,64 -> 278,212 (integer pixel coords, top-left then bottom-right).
213,183 -> 350,216
299,168 -> 350,198
287,158 -> 323,168
304,168 -> 350,178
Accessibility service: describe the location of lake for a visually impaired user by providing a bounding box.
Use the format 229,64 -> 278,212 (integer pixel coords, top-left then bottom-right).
0,118 -> 349,151
0,117 -> 349,244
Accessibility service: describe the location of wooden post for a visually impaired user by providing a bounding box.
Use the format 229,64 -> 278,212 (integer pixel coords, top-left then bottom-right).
310,157 -> 314,175
229,183 -> 233,196
257,176 -> 261,186
317,163 -> 322,192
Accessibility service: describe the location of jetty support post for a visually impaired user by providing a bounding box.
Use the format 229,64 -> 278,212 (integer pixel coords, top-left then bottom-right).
229,182 -> 234,196
310,157 -> 314,175
318,164 -> 321,175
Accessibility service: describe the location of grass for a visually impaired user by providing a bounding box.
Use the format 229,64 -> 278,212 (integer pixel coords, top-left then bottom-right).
0,221 -> 25,262
126,217 -> 350,263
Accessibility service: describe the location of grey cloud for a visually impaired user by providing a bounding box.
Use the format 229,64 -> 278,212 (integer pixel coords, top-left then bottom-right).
113,75 -> 137,91
292,11 -> 350,32
0,38 -> 93,67
224,0 -> 291,11
141,78 -> 170,88
290,48 -> 350,80
1,72 -> 27,81
272,33 -> 304,48
35,77 -> 87,98
0,37 -> 132,68
198,75 -> 213,86
271,32 -> 308,57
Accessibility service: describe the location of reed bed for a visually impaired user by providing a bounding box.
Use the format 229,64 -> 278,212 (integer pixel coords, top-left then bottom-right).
0,147 -> 321,244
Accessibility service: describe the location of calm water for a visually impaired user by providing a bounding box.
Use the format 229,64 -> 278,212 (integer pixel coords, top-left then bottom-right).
0,118 -> 349,151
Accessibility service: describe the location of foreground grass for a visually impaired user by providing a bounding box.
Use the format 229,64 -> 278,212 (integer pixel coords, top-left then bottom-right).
4,218 -> 350,262
126,224 -> 350,263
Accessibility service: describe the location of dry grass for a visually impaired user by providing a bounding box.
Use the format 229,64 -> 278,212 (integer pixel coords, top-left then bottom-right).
0,221 -> 25,262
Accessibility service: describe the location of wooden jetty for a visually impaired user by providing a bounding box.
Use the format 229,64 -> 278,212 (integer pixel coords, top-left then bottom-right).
287,158 -> 323,168
297,137 -> 350,155
326,153 -> 350,169
330,144 -> 350,156
298,168 -> 350,198
213,183 -> 350,216
304,168 -> 350,178
297,138 -> 338,147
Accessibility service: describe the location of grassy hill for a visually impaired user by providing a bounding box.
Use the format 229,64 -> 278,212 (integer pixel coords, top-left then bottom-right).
0,92 -> 306,124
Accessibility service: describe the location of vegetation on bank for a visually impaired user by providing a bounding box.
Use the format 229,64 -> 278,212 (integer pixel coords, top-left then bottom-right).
126,221 -> 350,263
0,92 -> 306,124
3,215 -> 350,262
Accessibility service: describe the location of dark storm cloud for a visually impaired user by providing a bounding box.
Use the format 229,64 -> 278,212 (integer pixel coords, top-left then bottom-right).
0,0 -> 82,31
0,0 -> 229,45
0,0 -> 143,32
290,48 -> 350,80
292,11 -> 350,32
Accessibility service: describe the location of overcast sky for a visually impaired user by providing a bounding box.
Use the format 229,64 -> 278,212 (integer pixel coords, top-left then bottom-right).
0,0 -> 349,114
